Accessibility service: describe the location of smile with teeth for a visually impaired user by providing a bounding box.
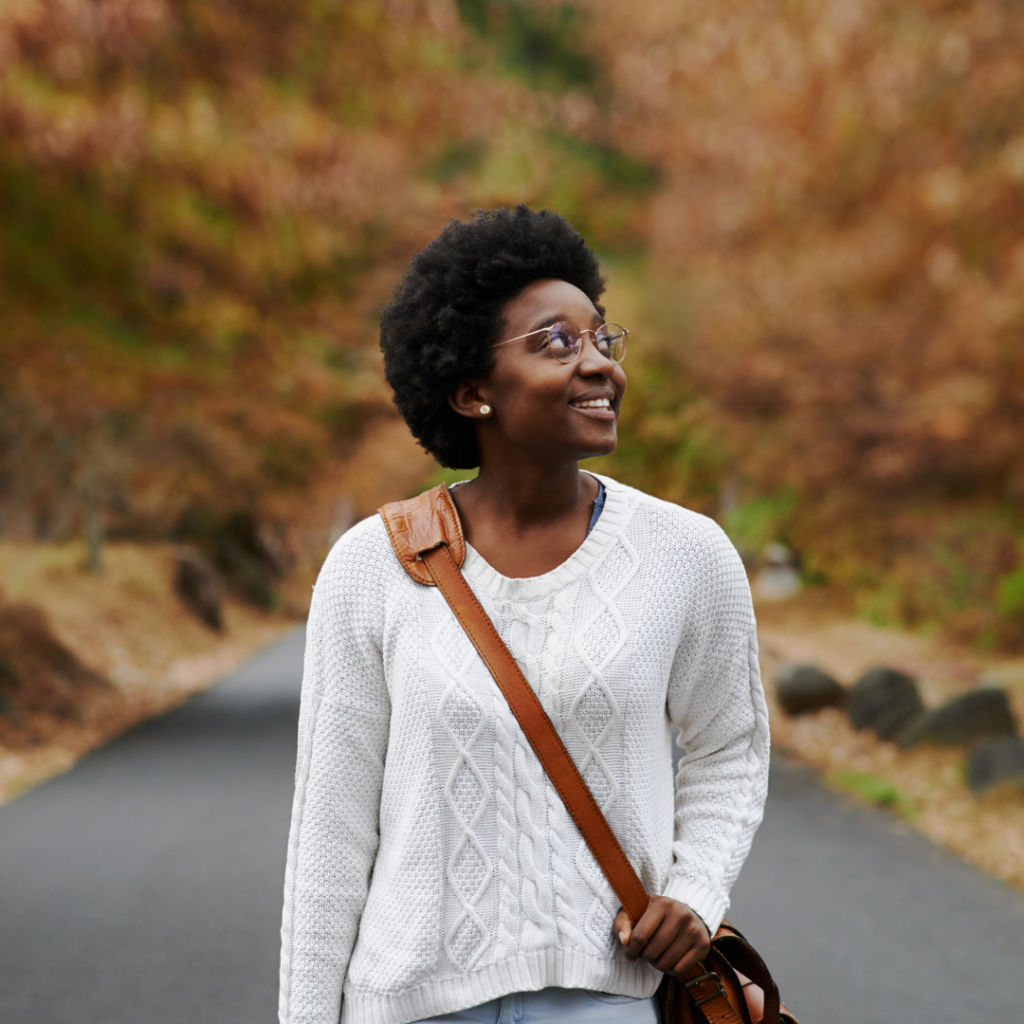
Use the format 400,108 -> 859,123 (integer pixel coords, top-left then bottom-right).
571,398 -> 612,409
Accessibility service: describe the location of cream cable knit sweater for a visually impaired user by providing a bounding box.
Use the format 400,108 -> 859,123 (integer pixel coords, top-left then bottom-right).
279,474 -> 770,1024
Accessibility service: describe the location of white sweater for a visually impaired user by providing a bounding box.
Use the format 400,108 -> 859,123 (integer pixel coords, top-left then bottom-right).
279,474 -> 769,1024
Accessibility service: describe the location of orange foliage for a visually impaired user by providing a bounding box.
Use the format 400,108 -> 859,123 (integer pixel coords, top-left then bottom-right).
2,0 -> 1022,643
0,0 -> 525,538
579,0 -> 1024,643
589,0 -> 1024,505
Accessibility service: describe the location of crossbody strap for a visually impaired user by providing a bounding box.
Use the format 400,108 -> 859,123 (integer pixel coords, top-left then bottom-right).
419,541 -> 651,925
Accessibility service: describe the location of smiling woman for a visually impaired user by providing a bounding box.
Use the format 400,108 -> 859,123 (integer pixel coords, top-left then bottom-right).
278,206 -> 770,1024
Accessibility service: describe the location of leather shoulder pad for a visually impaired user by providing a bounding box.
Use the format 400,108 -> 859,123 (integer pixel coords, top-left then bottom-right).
378,484 -> 466,586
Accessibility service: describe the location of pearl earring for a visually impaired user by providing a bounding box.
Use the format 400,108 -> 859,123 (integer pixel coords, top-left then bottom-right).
479,404 -> 491,416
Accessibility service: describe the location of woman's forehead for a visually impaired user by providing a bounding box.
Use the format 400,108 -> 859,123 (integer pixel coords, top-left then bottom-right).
504,279 -> 602,328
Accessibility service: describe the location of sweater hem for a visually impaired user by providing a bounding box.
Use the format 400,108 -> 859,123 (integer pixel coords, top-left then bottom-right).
341,950 -> 662,1024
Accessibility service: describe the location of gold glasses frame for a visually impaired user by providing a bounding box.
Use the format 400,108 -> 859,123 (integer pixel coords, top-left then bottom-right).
489,321 -> 629,364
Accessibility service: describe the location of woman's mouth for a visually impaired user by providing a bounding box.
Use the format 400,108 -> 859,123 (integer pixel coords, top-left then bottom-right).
569,397 -> 615,417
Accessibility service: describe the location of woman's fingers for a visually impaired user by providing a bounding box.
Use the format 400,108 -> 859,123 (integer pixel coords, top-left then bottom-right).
614,897 -> 711,977
670,935 -> 708,978
613,908 -> 633,946
622,900 -> 666,961
638,912 -> 684,964
649,930 -> 691,972
649,911 -> 707,972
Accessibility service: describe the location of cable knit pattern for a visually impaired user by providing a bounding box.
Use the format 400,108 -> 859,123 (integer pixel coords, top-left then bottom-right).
492,695 -> 520,961
279,474 -> 770,1024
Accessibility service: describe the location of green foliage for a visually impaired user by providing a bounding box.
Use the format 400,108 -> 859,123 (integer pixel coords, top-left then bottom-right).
997,561 -> 1024,617
723,490 -> 798,557
845,512 -> 1024,644
455,0 -> 597,91
587,348 -> 730,508
500,3 -> 596,91
416,465 -> 480,496
829,771 -> 914,817
546,131 -> 659,194
0,155 -> 143,319
422,140 -> 488,184
454,0 -> 491,36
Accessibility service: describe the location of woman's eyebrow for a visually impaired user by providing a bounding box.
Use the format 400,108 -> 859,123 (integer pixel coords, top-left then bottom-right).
529,315 -> 562,332
529,312 -> 604,332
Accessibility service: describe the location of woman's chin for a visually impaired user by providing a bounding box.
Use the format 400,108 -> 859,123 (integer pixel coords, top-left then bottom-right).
578,433 -> 617,460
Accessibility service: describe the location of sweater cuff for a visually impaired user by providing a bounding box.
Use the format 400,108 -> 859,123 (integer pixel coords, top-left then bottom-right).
662,876 -> 728,935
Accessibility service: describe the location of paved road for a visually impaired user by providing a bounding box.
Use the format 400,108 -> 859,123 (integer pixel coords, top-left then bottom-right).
2,627 -> 1023,1023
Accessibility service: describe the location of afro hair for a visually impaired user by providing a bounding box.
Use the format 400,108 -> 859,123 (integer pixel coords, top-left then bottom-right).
379,205 -> 606,469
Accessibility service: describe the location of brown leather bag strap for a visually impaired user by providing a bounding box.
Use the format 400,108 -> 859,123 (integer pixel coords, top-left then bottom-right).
420,542 -> 652,924
377,483 -> 467,584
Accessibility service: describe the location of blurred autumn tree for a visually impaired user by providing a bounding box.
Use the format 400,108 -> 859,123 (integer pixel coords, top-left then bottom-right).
2,0 -> 1022,645
580,0 -> 1024,647
0,0 -> 651,556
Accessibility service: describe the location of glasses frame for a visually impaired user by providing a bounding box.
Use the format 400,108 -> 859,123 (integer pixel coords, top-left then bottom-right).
490,321 -> 629,364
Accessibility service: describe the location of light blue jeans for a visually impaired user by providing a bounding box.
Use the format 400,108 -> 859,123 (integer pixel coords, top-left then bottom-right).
411,987 -> 658,1024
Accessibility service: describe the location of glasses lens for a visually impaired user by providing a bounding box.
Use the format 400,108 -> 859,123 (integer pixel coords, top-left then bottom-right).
547,322 -> 583,363
596,324 -> 627,363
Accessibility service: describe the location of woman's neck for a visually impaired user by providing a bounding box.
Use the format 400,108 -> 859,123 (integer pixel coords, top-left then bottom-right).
448,461 -> 600,578
463,461 -> 590,526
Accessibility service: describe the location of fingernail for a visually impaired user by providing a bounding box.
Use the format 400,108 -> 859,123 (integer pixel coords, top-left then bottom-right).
618,930 -> 628,943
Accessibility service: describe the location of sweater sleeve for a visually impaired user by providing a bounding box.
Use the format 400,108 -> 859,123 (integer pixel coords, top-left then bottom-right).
279,523 -> 392,1024
661,519 -> 770,934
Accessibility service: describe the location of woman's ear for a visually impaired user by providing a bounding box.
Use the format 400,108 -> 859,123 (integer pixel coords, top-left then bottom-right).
449,381 -> 492,420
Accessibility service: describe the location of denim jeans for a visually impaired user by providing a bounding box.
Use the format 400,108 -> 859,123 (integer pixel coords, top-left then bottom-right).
411,986 -> 658,1024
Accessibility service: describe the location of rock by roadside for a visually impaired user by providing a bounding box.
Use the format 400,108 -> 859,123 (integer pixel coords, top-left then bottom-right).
173,547 -> 224,632
967,737 -> 1024,794
847,667 -> 925,741
907,688 -> 1017,750
779,659 -> 1022,787
0,602 -> 111,748
776,663 -> 845,715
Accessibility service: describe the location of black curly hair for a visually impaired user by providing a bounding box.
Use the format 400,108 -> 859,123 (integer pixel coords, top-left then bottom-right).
379,205 -> 606,469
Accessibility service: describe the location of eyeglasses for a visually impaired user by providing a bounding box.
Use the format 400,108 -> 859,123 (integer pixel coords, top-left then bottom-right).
490,321 -> 629,365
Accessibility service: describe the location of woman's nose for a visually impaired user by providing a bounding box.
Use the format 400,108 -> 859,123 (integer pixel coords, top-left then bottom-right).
577,335 -> 615,375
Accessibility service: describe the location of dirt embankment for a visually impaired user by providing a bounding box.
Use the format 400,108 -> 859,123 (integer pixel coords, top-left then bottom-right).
0,417 -> 437,805
0,542 -> 302,803
0,417 -> 437,806
756,593 -> 1024,891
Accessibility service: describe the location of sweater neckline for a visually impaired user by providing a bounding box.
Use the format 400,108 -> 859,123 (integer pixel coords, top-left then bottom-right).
458,472 -> 627,602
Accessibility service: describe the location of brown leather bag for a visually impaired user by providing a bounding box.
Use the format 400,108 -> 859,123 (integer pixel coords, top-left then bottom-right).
380,485 -> 797,1024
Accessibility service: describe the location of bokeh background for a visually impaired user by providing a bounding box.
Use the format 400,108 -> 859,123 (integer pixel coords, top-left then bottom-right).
2,0 -> 1024,651
4,9 -> 1024,1012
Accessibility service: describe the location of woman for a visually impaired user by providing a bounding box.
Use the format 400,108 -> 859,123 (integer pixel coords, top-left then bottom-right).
279,206 -> 769,1024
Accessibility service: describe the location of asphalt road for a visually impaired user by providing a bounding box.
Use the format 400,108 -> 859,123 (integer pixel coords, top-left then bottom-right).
1,627 -> 1023,1023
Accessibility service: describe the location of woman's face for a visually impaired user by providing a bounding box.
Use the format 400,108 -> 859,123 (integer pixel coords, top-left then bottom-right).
459,278 -> 627,464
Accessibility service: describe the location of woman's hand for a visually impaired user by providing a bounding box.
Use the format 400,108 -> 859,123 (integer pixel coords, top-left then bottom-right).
613,896 -> 711,978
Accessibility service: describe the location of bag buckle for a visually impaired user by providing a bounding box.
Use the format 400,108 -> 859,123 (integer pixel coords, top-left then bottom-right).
685,971 -> 726,1008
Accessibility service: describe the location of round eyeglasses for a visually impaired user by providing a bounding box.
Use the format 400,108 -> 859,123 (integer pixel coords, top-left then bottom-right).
490,321 -> 629,364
